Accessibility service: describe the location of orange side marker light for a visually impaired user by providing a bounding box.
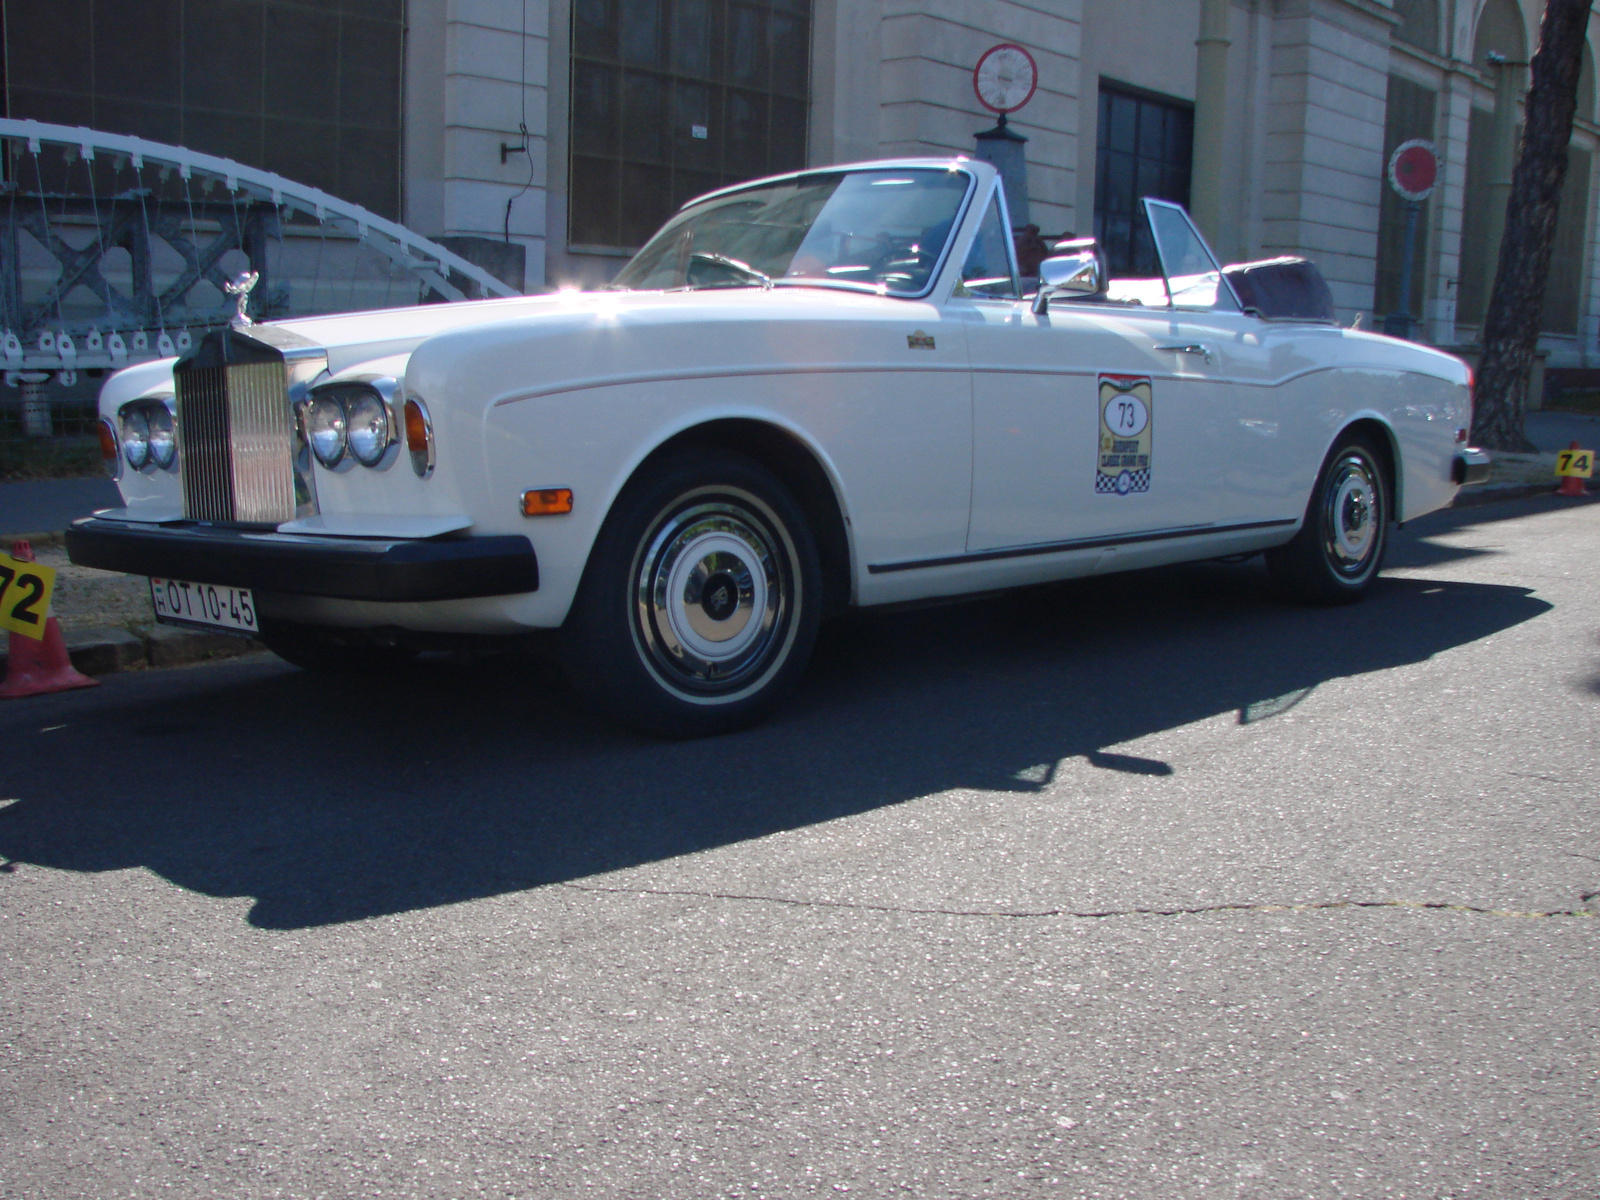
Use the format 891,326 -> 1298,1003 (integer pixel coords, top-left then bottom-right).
521,488 -> 574,517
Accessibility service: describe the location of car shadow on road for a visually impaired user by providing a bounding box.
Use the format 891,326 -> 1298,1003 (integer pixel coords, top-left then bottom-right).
0,557 -> 1551,929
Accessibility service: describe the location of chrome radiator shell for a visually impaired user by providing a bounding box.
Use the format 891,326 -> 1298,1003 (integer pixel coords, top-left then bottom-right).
173,326 -> 327,525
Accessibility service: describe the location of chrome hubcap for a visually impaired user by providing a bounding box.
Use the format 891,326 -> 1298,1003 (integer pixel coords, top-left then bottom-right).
1322,452 -> 1380,577
635,499 -> 786,691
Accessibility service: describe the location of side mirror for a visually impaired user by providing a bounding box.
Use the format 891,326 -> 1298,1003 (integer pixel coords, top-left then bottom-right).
1033,238 -> 1107,314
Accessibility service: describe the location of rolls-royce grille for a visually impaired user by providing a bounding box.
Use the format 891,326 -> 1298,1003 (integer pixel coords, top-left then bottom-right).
176,360 -> 295,524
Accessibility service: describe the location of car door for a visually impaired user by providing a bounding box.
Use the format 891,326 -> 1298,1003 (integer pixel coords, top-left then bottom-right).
962,198 -> 1254,557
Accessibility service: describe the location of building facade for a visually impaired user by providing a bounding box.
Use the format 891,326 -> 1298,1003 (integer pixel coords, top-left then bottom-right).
6,0 -> 1599,369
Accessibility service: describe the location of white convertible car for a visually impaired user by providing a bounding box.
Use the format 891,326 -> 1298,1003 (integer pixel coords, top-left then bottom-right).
68,158 -> 1489,734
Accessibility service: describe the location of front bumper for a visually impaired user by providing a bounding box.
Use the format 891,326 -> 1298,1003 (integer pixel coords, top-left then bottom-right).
65,519 -> 539,602
1453,448 -> 1492,486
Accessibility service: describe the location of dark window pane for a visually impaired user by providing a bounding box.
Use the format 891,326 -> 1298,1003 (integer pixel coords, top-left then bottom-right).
1103,151 -> 1134,213
672,0 -> 713,76
574,0 -> 619,60
97,0 -> 181,104
184,1 -> 265,114
725,89 -> 768,177
769,96 -> 806,171
8,89 -> 93,129
621,72 -> 667,162
95,100 -> 182,145
726,4 -> 769,89
341,18 -> 402,129
620,0 -> 664,67
265,118 -> 338,193
8,0 -> 91,94
185,110 -> 263,167
338,125 -> 400,217
771,13 -> 808,96
1136,104 -> 1164,159
572,62 -> 621,155
672,168 -> 720,210
265,6 -> 341,123
621,162 -> 674,245
1096,83 -> 1193,274
672,81 -> 717,167
1135,156 -> 1164,202
1107,93 -> 1137,152
572,0 -> 811,248
342,0 -> 402,18
571,156 -> 620,244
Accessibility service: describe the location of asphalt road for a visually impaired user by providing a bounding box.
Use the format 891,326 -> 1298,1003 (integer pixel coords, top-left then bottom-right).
2,495 -> 1597,1199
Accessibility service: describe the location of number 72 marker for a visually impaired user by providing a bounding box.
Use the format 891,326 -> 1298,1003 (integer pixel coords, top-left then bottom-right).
0,551 -> 58,640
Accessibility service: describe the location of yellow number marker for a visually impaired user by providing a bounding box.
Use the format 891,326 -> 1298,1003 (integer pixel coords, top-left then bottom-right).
0,551 -> 58,640
1555,448 -> 1594,478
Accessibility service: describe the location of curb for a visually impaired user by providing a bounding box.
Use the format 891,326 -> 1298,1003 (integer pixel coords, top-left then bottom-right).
1,624 -> 266,682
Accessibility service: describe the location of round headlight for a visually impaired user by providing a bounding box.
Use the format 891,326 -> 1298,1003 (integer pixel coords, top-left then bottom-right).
346,390 -> 390,467
148,405 -> 176,470
121,408 -> 150,470
308,395 -> 347,467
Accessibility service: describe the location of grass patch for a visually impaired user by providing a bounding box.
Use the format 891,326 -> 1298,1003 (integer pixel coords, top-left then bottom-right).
1544,388 -> 1600,416
1,436 -> 105,482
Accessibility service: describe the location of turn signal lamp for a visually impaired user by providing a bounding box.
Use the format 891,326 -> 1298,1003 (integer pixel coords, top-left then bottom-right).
97,416 -> 120,479
403,397 -> 435,478
521,488 -> 574,516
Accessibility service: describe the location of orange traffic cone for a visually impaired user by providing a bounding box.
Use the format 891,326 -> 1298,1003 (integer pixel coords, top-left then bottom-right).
0,540 -> 97,699
1557,440 -> 1588,497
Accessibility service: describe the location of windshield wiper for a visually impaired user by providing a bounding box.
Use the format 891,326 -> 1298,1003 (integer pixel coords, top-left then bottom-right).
687,252 -> 773,289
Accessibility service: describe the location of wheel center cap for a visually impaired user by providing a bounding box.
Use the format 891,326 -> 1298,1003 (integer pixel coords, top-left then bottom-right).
700,571 -> 740,622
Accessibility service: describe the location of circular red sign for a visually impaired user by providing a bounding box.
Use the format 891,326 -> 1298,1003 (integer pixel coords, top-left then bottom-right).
1388,139 -> 1439,201
972,44 -> 1039,114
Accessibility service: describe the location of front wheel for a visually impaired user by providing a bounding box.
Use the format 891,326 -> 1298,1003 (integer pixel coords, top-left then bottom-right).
1266,435 -> 1390,605
560,450 -> 822,737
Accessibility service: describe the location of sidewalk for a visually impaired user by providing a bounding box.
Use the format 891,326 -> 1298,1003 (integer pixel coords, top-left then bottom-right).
1456,410 -> 1600,506
0,536 -> 265,681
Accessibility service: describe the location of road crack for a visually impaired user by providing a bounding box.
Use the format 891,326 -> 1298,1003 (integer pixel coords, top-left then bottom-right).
561,883 -> 1598,922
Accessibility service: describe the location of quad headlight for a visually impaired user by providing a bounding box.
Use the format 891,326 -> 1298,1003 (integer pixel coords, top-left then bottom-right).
304,383 -> 398,471
345,390 -> 390,467
308,394 -> 348,467
147,405 -> 176,470
121,407 -> 150,470
116,397 -> 177,473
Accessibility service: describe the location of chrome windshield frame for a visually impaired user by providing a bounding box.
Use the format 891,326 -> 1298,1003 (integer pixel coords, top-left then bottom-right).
616,163 -> 981,302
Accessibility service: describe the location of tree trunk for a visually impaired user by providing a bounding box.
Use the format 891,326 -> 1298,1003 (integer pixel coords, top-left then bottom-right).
1471,0 -> 1593,452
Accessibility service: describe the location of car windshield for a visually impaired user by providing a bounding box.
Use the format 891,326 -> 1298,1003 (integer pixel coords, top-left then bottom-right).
612,168 -> 974,296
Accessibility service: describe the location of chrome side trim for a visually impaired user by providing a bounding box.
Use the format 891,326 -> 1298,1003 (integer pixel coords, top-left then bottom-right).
866,517 -> 1299,574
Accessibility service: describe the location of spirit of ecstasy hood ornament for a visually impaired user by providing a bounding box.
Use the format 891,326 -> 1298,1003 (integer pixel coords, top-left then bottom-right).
226,270 -> 259,329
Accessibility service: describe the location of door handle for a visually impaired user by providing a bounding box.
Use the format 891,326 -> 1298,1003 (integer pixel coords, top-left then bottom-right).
1156,343 -> 1214,364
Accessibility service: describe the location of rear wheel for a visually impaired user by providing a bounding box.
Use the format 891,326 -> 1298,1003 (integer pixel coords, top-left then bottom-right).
561,449 -> 821,737
1266,434 -> 1390,605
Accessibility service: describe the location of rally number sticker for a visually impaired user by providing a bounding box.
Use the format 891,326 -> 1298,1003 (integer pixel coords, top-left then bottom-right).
1096,374 -> 1153,495
1555,447 -> 1594,478
0,550 -> 57,641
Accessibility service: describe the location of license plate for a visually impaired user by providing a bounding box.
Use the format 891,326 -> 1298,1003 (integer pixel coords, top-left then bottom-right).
149,578 -> 259,635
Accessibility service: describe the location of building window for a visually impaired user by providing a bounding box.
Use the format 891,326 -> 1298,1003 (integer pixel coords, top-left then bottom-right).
1,0 -> 404,219
570,0 -> 811,250
1392,0 -> 1440,55
1373,75 -> 1436,322
1094,82 -> 1193,277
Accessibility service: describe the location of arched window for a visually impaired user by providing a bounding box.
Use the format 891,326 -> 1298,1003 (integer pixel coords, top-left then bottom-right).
1471,0 -> 1528,67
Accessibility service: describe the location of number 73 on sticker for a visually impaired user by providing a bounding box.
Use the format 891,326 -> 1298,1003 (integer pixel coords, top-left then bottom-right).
0,550 -> 57,640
